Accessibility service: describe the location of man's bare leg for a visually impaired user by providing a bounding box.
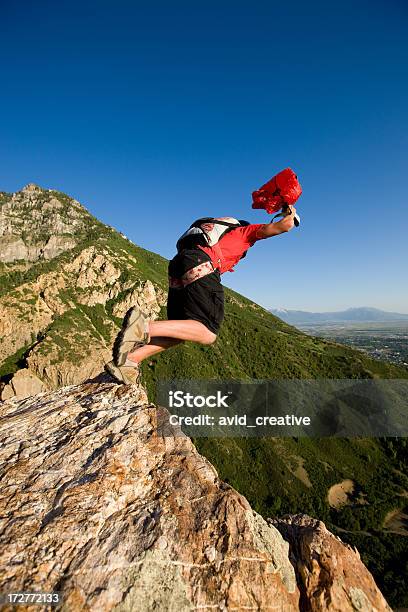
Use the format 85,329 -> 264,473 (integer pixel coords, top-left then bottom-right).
148,320 -> 216,344
126,320 -> 217,365
127,337 -> 183,364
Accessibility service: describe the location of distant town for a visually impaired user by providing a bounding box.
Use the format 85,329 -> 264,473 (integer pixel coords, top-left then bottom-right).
293,322 -> 408,368
270,308 -> 408,369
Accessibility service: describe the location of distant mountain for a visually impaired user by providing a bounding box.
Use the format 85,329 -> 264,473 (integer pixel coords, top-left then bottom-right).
270,307 -> 408,325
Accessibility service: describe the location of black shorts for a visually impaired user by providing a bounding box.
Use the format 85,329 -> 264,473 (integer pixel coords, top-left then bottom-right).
167,249 -> 224,334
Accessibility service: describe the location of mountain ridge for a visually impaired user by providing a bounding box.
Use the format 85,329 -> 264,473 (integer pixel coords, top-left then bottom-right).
0,183 -> 103,263
270,306 -> 408,324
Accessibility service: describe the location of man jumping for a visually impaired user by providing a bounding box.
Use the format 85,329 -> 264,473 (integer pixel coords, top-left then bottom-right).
105,168 -> 301,384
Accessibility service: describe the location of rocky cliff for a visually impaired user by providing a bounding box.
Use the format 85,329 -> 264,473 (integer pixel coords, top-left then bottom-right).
0,244 -> 165,399
0,184 -> 167,400
0,378 -> 391,611
0,183 -> 97,263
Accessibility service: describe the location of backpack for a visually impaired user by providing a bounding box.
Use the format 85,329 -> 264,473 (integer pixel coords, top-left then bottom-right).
176,217 -> 249,253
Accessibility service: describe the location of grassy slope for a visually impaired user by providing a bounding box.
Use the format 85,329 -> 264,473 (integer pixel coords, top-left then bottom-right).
1,193 -> 408,606
139,274 -> 408,607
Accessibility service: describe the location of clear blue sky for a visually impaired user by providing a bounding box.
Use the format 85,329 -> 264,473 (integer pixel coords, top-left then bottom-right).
1,0 -> 407,312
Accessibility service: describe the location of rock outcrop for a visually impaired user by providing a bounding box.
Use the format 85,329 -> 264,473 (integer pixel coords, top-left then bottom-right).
270,515 -> 392,612
0,267 -> 165,400
0,379 -> 390,611
0,184 -> 93,263
1,185 -> 167,401
0,367 -> 47,401
0,184 -> 166,400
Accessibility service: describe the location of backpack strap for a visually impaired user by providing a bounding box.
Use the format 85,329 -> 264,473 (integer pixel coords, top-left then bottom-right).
190,217 -> 241,229
177,217 -> 246,253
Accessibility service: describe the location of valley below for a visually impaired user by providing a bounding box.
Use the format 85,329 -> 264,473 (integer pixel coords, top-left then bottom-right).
295,321 -> 408,369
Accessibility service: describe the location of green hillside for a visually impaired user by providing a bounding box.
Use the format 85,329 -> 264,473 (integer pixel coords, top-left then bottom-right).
141,272 -> 408,608
1,185 -> 408,607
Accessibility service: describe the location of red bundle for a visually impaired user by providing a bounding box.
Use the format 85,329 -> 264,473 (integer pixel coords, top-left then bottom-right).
252,168 -> 302,214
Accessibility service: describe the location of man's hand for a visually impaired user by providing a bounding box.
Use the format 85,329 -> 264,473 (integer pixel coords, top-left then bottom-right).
257,207 -> 297,239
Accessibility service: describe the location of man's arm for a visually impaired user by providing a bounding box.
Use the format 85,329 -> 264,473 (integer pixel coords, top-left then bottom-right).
256,207 -> 297,239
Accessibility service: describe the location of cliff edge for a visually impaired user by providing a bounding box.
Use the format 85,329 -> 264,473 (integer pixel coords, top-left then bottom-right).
0,379 -> 391,611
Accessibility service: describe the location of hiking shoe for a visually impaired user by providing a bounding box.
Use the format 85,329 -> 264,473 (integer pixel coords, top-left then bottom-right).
105,360 -> 141,385
113,305 -> 150,366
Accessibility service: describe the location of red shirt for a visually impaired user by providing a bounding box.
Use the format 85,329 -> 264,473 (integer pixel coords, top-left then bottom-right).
199,223 -> 265,274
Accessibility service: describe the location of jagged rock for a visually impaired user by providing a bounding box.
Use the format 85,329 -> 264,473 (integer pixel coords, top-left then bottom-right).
64,247 -> 122,294
22,182 -> 42,193
25,343 -> 114,391
0,382 -> 392,611
269,514 -> 391,611
0,266 -> 165,398
111,279 -> 163,318
0,236 -> 57,263
0,368 -> 46,401
0,186 -> 89,263
0,381 -> 299,611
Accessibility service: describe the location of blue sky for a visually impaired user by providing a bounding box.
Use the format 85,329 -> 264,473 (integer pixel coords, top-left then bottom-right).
1,0 -> 407,312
